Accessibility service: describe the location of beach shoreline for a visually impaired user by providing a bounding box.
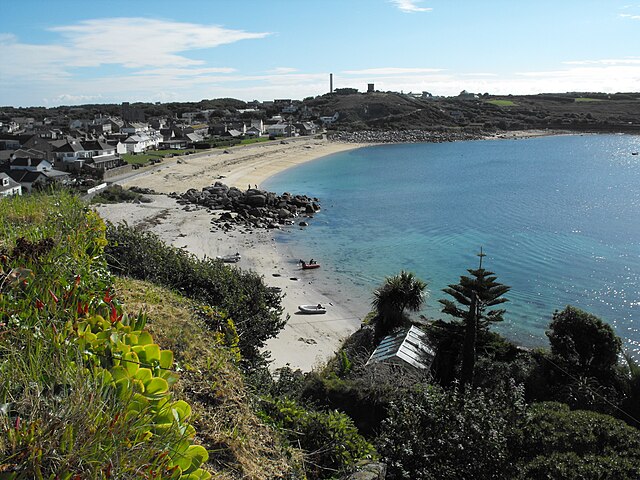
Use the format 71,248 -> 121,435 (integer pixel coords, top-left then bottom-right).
96,130 -> 592,371
99,137 -> 373,372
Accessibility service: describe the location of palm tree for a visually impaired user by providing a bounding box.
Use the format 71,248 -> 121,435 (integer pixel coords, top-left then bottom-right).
371,271 -> 427,339
439,249 -> 510,388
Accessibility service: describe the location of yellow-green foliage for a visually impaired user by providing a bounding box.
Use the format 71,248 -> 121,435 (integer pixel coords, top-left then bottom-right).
114,277 -> 300,479
0,192 -> 210,479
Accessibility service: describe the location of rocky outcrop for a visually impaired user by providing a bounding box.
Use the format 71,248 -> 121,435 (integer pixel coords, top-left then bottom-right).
169,182 -> 320,231
328,129 -> 481,143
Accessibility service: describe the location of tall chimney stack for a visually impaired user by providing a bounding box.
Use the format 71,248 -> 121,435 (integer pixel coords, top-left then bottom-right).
330,73 -> 333,93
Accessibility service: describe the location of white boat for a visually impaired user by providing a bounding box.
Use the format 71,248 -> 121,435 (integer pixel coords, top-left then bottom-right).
298,304 -> 327,314
216,253 -> 241,263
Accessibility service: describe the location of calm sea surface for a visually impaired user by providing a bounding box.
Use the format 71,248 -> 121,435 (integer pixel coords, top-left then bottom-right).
263,134 -> 640,355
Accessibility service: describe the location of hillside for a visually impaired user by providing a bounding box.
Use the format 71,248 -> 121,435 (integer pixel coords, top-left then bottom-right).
0,191 -> 377,480
0,192 -> 298,478
311,92 -> 640,133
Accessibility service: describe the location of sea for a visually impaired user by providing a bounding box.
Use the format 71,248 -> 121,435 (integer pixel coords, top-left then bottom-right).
263,134 -> 640,356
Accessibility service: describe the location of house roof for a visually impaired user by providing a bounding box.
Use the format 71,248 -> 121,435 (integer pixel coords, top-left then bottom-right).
12,148 -> 46,160
366,325 -> 435,370
0,172 -> 21,192
54,141 -> 85,153
10,156 -> 50,169
81,140 -> 112,151
7,170 -> 46,184
87,154 -> 118,165
185,132 -> 204,142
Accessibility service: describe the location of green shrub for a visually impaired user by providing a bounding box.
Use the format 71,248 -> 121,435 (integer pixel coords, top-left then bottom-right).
0,192 -> 210,479
104,223 -> 286,367
91,185 -> 151,204
512,402 -> 640,478
378,383 -> 525,480
259,397 -> 375,479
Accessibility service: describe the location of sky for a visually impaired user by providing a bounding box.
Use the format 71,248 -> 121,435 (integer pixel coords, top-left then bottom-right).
1,0 -> 639,107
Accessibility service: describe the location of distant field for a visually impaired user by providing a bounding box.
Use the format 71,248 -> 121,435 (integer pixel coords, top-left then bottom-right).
574,97 -> 605,103
487,99 -> 517,107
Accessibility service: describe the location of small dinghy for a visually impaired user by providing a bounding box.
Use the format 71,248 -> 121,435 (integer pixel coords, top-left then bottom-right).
298,304 -> 327,314
216,253 -> 241,263
300,259 -> 320,270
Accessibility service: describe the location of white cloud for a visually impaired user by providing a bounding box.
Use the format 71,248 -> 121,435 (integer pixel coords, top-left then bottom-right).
0,18 -> 268,79
0,17 -> 270,105
563,58 -> 640,66
461,73 -> 499,77
132,67 -> 237,77
46,93 -> 105,104
619,13 -> 640,19
268,67 -> 298,74
390,0 -> 432,13
342,67 -> 442,75
48,18 -> 270,68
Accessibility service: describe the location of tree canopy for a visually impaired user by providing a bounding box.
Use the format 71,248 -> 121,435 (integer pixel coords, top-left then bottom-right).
371,270 -> 427,339
439,252 -> 510,387
547,306 -> 622,377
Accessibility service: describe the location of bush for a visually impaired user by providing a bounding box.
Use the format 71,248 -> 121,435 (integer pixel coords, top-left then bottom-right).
378,383 -> 526,480
259,397 -> 375,479
0,192 -> 209,479
104,223 -> 286,367
91,185 -> 151,204
512,402 -> 640,479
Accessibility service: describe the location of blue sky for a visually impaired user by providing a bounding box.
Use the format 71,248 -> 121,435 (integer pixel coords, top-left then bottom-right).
1,0 -> 639,107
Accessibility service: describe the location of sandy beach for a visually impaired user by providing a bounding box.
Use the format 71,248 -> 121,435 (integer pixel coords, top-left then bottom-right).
96,137 -> 371,371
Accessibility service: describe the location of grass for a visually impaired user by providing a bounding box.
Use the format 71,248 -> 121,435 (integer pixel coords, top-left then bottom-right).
239,137 -> 271,145
574,97 -> 605,103
121,149 -> 197,165
487,99 -> 518,107
114,277 -> 300,479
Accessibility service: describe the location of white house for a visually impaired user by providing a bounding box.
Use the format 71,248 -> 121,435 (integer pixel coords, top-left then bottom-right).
117,130 -> 161,154
10,151 -> 53,172
0,172 -> 21,196
120,122 -> 150,135
320,112 -> 340,125
266,123 -> 295,137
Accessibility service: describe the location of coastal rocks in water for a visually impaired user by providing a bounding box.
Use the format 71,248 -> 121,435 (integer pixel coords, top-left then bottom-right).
328,129 -> 480,144
169,181 -> 320,231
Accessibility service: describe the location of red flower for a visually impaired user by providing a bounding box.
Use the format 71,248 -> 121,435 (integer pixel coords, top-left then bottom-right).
103,288 -> 114,303
77,302 -> 89,315
48,289 -> 59,303
109,303 -> 118,323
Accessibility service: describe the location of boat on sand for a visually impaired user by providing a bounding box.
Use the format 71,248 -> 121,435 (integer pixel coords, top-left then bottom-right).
298,304 -> 327,314
216,253 -> 241,263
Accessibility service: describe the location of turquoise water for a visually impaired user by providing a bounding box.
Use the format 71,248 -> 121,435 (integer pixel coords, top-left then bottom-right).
263,134 -> 640,355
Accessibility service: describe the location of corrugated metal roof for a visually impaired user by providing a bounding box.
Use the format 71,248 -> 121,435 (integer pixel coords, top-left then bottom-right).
366,325 -> 434,370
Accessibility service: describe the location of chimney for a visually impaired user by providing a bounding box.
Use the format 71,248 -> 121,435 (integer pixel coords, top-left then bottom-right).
330,73 -> 333,93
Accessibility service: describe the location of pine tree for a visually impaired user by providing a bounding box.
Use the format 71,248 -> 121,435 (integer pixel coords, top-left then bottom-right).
439,249 -> 510,388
